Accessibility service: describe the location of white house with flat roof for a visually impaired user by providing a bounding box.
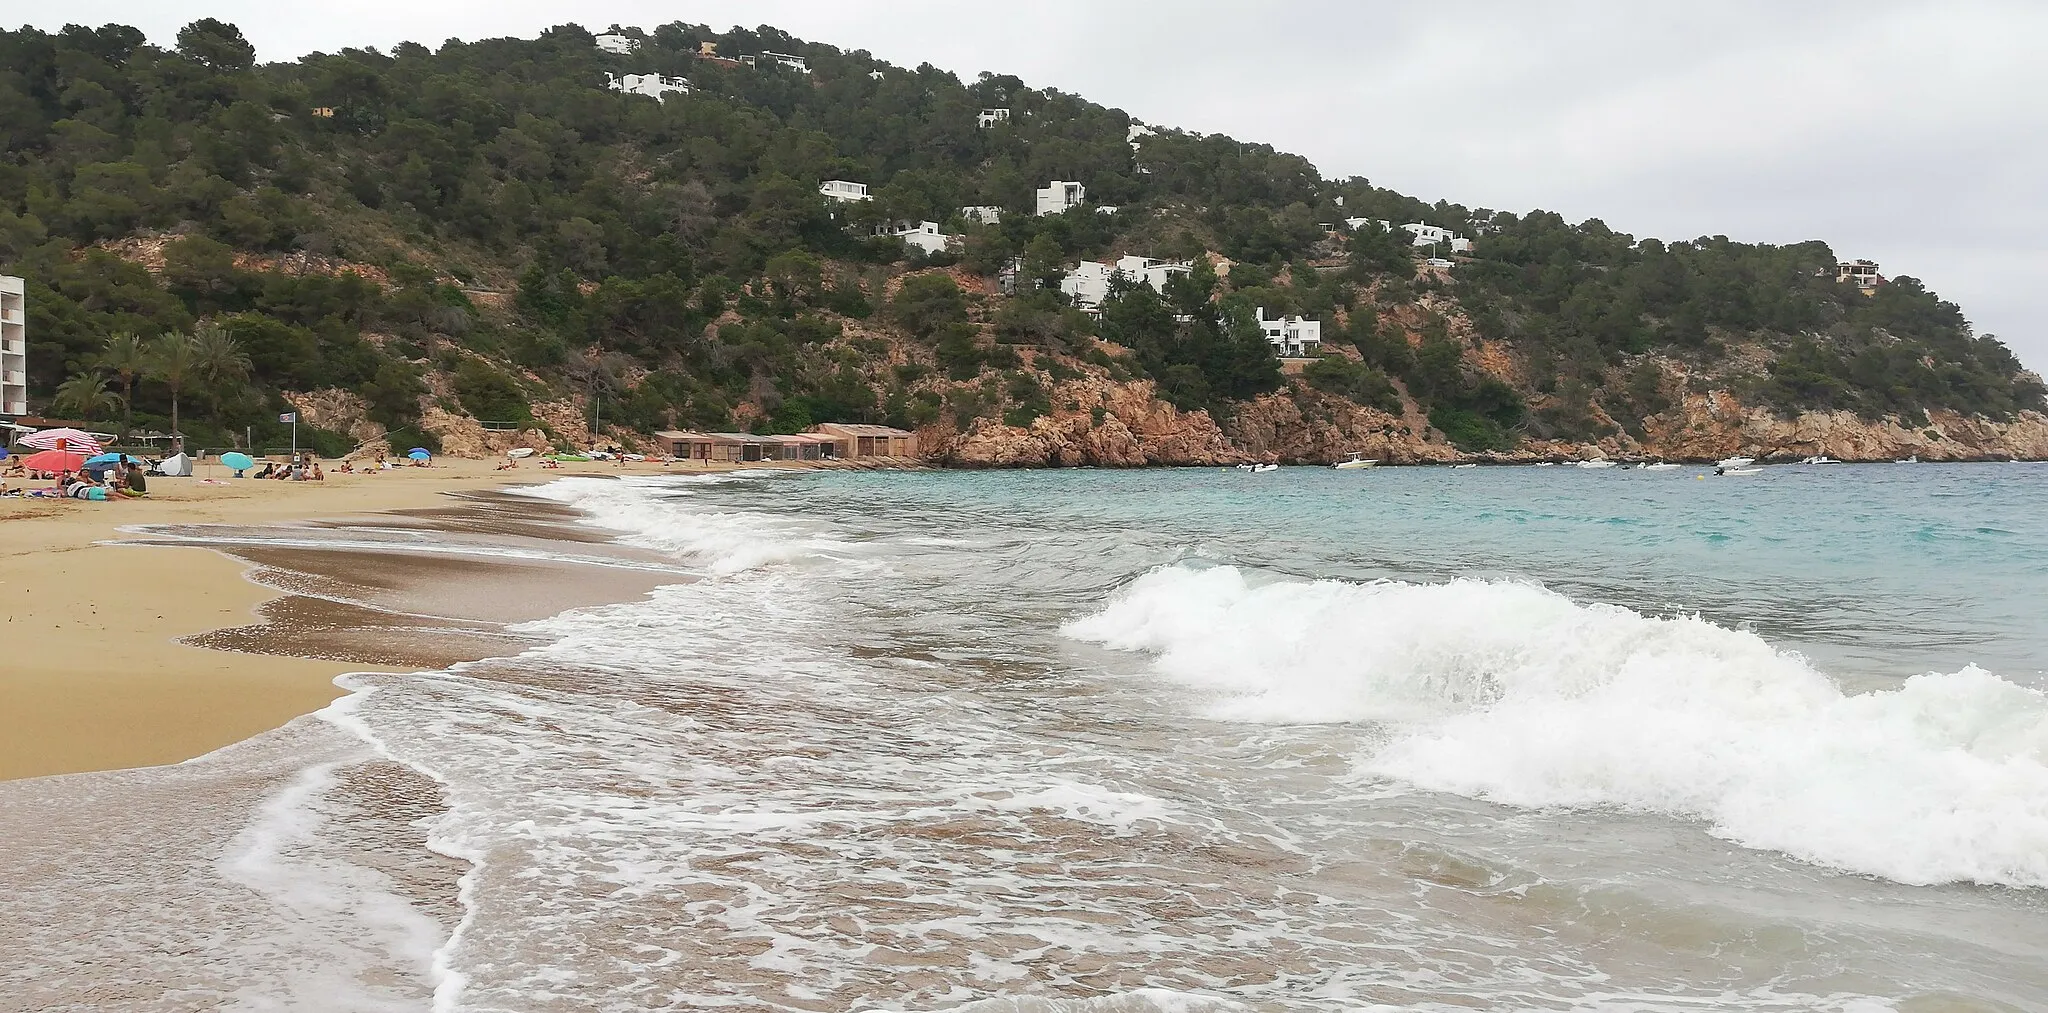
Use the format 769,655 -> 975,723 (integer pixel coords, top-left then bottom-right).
594,33 -> 640,55
1127,123 -> 1155,149
819,180 -> 871,203
1036,181 -> 1087,216
1061,255 -> 1191,311
875,220 -> 958,257
607,73 -> 690,101
960,205 -> 1003,225
1401,223 -> 1470,251
1837,259 -> 1883,289
1257,308 -> 1322,358
1344,217 -> 1393,232
749,51 -> 808,73
1,275 -> 25,417
977,108 -> 1010,128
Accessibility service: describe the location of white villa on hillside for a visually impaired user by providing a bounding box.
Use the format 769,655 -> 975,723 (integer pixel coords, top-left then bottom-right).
977,108 -> 1010,128
1257,308 -> 1322,358
819,180 -> 871,203
1,275 -> 26,418
1036,180 -> 1087,216
1127,123 -> 1156,149
742,51 -> 809,73
1837,259 -> 1883,289
1402,223 -> 1472,252
1060,255 -> 1191,311
1344,217 -> 1393,232
607,73 -> 690,101
594,34 -> 640,55
960,205 -> 1004,225
875,220 -> 958,256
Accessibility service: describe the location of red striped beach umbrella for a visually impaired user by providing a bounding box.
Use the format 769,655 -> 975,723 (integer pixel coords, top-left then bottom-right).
19,428 -> 105,455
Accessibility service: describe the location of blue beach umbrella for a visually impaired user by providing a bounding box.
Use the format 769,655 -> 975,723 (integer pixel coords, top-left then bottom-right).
84,452 -> 123,466
408,449 -> 431,461
408,447 -> 430,455
220,451 -> 255,475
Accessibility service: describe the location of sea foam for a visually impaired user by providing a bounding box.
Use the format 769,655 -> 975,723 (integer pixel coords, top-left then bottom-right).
1065,564 -> 2048,888
512,475 -> 847,574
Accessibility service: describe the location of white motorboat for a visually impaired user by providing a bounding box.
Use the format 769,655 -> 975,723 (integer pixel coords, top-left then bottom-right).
1450,463 -> 1478,469
1643,462 -> 1680,470
1252,463 -> 1279,473
1800,455 -> 1842,465
1720,467 -> 1763,476
1533,461 -> 1556,467
1895,455 -> 1919,464
1332,454 -> 1378,470
1576,459 -> 1616,469
1717,456 -> 1755,469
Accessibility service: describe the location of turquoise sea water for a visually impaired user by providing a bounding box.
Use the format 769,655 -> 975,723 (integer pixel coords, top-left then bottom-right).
789,462 -> 2048,685
16,462 -> 2043,1012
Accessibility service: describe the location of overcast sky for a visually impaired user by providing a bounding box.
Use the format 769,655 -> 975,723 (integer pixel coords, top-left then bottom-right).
32,1 -> 2048,368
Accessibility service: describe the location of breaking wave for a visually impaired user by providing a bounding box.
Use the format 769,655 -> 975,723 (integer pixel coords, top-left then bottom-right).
1065,564 -> 2048,888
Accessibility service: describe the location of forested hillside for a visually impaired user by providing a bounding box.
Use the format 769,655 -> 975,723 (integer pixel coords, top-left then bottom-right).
1,19 -> 2039,461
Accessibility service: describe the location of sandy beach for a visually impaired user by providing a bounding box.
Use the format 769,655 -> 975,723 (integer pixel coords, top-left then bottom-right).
0,456 -> 751,781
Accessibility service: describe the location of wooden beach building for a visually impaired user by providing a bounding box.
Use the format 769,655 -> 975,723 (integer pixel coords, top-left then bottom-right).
654,424 -> 919,463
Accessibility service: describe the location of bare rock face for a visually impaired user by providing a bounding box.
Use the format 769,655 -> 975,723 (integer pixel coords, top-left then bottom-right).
1229,389 -> 1461,464
937,375 -> 1244,467
283,389 -> 386,450
1641,392 -> 2048,461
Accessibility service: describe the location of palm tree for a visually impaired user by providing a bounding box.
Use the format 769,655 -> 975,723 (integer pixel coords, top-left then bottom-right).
97,331 -> 149,441
150,331 -> 202,439
53,371 -> 119,421
191,322 -> 252,418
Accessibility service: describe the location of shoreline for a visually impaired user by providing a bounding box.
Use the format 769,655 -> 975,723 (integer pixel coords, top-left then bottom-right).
0,457 -> 782,782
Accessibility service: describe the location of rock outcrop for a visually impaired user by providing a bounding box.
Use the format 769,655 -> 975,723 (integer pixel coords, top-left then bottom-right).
935,375 -> 1244,467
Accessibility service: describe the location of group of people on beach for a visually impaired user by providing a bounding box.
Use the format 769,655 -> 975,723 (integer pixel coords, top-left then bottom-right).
0,456 -> 150,500
246,453 -> 325,481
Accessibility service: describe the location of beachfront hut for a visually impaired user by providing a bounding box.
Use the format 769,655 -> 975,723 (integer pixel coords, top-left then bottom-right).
806,423 -> 919,459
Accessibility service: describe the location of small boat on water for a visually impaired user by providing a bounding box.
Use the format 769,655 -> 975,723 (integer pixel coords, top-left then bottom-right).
1450,463 -> 1478,469
1643,462 -> 1680,470
1717,456 -> 1755,469
1533,461 -> 1556,467
1576,459 -> 1616,469
1332,454 -> 1378,470
1801,455 -> 1843,465
1720,467 -> 1763,476
1253,463 -> 1279,473
1895,455 -> 1919,464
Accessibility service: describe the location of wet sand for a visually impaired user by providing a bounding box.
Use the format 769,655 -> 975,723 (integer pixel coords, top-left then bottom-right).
0,457 -> 744,781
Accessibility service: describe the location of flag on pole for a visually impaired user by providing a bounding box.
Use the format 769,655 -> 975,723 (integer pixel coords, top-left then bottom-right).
279,412 -> 297,423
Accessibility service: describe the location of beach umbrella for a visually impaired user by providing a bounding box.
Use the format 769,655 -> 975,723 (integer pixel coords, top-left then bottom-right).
21,450 -> 86,473
20,428 -> 104,455
407,449 -> 431,461
84,452 -> 123,466
220,451 -> 255,473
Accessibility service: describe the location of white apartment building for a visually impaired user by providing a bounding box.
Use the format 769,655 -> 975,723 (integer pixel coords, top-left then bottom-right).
1257,307 -> 1322,358
819,180 -> 871,203
1,275 -> 25,417
1060,255 -> 1191,311
977,108 -> 1010,128
607,73 -> 691,101
594,33 -> 640,55
876,220 -> 957,256
960,205 -> 1004,225
1036,180 -> 1087,216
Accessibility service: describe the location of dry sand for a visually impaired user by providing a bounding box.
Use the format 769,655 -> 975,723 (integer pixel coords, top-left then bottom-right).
0,455 -> 752,781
